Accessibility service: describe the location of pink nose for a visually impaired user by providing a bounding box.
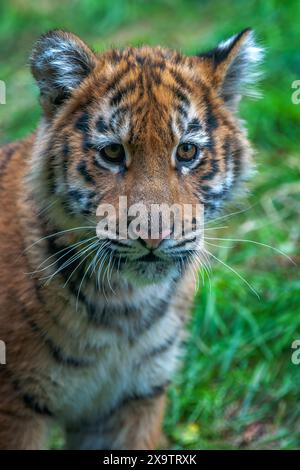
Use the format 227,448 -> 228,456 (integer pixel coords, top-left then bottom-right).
140,228 -> 171,249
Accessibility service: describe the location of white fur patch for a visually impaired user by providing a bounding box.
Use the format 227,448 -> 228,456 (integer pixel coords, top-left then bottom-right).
217,30 -> 264,102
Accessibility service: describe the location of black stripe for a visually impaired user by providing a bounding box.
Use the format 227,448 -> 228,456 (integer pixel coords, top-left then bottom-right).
110,81 -> 137,107
22,393 -> 53,416
171,86 -> 190,107
0,144 -> 15,173
0,143 -> 21,192
25,212 -> 98,342
130,297 -> 170,340
45,231 -> 85,283
201,184 -> 228,200
82,138 -> 96,153
40,225 -> 98,314
149,69 -> 162,85
110,49 -> 122,64
77,160 -> 95,184
19,301 -> 92,368
75,112 -> 90,133
205,98 -> 218,131
67,188 -> 95,213
85,301 -> 132,326
176,115 -> 185,134
201,138 -> 234,207
138,334 -> 178,366
201,157 -> 219,181
45,336 -> 92,368
170,69 -> 192,93
186,117 -> 202,134
136,55 -> 145,66
104,64 -> 131,94
47,150 -> 57,195
109,49 -> 121,64
174,51 -> 182,65
96,116 -> 109,134
232,141 -> 243,179
198,96 -> 219,182
48,239 -> 99,316
86,296 -> 171,342
109,105 -> 129,131
62,139 -> 70,180
148,60 -> 166,71
93,155 -> 110,172
129,382 -> 170,402
1,367 -> 53,417
75,112 -> 94,154
171,237 -> 197,249
176,104 -> 188,120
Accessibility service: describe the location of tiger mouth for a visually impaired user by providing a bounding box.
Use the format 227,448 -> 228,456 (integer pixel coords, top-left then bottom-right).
108,248 -> 191,265
138,252 -> 160,263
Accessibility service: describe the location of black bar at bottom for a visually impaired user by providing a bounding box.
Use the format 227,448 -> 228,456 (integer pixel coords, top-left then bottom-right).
0,449 -> 296,466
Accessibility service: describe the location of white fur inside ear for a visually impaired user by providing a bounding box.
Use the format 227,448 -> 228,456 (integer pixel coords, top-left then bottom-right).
31,31 -> 95,108
39,37 -> 90,90
217,30 -> 264,102
219,30 -> 264,64
218,35 -> 237,51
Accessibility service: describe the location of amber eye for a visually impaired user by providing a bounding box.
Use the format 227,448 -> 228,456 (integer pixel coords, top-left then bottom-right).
176,143 -> 199,163
100,144 -> 125,164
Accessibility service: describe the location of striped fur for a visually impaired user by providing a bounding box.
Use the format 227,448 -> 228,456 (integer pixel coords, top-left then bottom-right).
0,29 -> 262,449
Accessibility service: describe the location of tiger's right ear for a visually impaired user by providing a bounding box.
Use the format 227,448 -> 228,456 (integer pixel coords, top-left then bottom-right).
197,29 -> 263,111
30,30 -> 96,116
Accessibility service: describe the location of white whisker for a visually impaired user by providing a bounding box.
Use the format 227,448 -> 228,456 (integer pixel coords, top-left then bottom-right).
24,226 -> 95,253
204,237 -> 295,264
205,205 -> 255,226
203,247 -> 260,299
27,236 -> 98,274
61,241 -> 100,289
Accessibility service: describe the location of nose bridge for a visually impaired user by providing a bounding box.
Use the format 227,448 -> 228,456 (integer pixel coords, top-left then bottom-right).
125,151 -> 174,249
127,164 -> 171,208
124,107 -> 177,247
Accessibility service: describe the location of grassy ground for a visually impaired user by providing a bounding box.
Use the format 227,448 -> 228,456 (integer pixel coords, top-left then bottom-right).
1,0 -> 299,450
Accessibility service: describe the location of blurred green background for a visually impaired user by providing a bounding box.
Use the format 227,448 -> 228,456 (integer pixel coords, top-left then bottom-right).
0,0 -> 300,450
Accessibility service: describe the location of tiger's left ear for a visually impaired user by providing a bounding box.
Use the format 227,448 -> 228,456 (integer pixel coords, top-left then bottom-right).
198,28 -> 264,110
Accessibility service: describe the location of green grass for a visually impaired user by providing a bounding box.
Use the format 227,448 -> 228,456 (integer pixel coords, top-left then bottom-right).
1,0 -> 299,450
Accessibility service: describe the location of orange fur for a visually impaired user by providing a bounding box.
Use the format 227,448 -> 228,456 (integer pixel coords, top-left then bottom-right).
0,29 -> 261,449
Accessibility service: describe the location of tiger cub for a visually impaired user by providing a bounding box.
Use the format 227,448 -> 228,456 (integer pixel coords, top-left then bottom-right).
0,29 -> 262,449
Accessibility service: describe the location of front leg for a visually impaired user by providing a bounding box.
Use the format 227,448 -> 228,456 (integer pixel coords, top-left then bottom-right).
66,393 -> 166,450
0,371 -> 50,450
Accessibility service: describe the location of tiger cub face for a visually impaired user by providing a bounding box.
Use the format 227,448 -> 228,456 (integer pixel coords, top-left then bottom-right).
30,29 -> 262,284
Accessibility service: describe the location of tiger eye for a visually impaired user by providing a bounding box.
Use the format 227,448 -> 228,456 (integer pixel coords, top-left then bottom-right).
100,144 -> 125,164
176,143 -> 198,162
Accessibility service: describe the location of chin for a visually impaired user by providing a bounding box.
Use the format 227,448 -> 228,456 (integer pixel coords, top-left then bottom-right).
121,260 -> 180,286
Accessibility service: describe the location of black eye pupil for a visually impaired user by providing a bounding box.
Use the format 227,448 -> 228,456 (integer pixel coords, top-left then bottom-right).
110,144 -> 119,152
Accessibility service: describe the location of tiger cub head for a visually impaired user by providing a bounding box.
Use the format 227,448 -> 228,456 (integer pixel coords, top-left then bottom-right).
30,29 -> 262,285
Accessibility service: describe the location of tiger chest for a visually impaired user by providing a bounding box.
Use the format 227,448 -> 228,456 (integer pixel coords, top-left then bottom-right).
43,295 -> 182,424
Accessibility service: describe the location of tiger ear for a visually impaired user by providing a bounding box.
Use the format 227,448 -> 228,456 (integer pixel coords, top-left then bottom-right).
198,28 -> 263,110
30,30 -> 96,116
